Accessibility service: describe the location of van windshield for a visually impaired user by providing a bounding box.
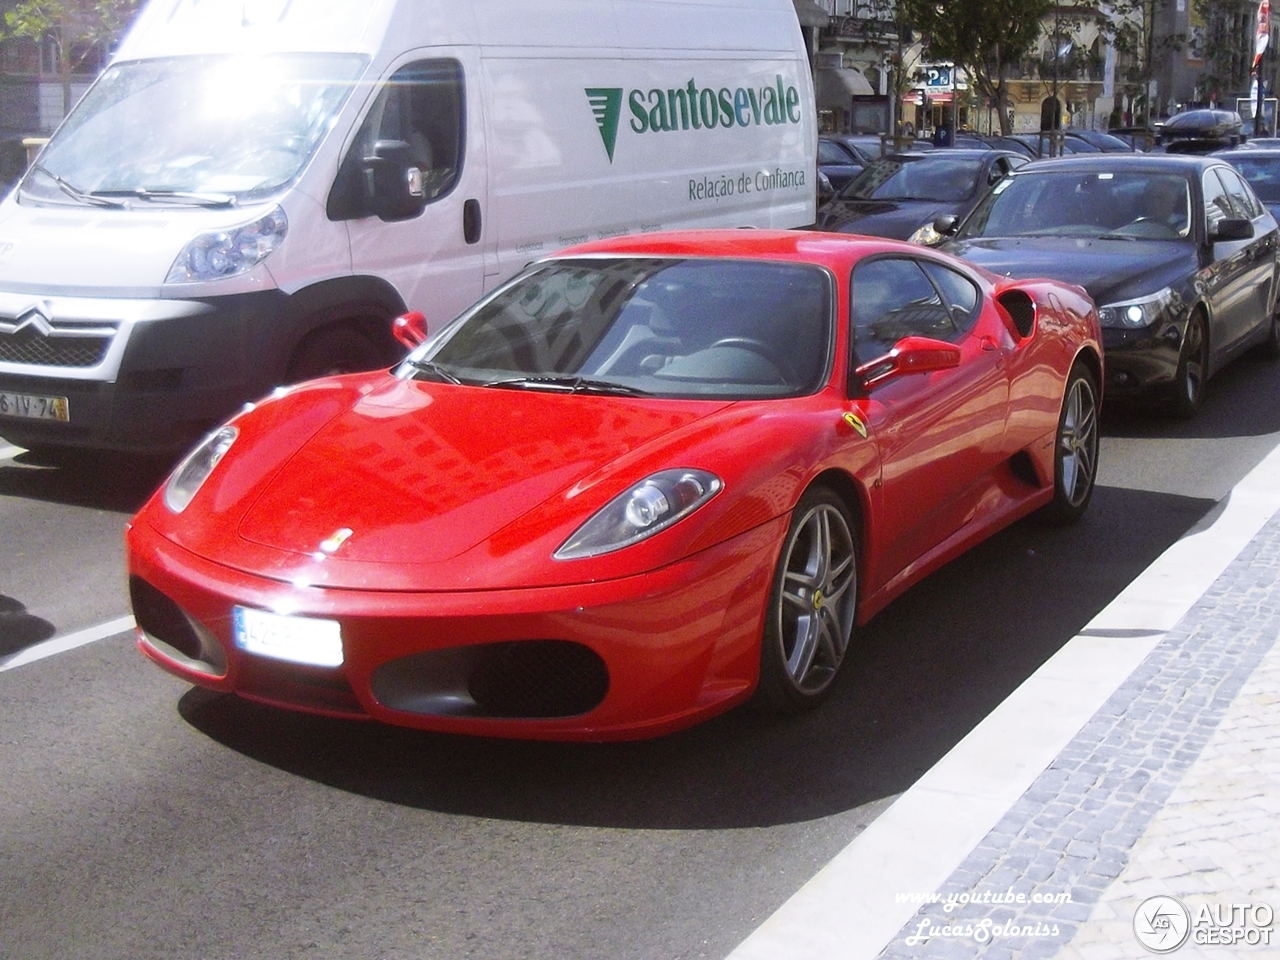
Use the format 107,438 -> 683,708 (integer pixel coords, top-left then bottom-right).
20,53 -> 367,206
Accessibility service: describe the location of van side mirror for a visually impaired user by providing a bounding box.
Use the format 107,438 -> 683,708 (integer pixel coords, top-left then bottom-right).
855,336 -> 962,390
1211,217 -> 1254,242
365,139 -> 428,222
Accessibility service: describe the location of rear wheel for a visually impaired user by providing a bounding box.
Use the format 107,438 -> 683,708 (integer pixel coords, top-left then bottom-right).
754,485 -> 859,713
1042,362 -> 1099,525
1170,311 -> 1208,419
286,325 -> 385,383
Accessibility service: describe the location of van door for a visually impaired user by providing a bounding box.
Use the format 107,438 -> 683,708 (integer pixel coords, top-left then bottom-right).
330,52 -> 488,335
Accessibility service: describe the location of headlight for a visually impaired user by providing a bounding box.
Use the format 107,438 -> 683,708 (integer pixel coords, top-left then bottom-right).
164,425 -> 238,513
554,469 -> 723,560
166,206 -> 288,283
1097,287 -> 1175,329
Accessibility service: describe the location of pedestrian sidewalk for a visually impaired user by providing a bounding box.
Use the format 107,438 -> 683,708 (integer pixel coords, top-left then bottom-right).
730,445 -> 1280,959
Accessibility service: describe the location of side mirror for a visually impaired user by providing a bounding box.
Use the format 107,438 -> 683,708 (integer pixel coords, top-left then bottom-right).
856,336 -> 962,390
932,214 -> 960,237
364,139 -> 427,222
1211,217 -> 1254,242
817,170 -> 834,205
392,311 -> 428,350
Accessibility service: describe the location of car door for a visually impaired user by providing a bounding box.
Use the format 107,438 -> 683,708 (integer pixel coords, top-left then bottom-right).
850,255 -> 1012,587
334,52 -> 489,334
1200,166 -> 1270,357
1215,165 -> 1278,350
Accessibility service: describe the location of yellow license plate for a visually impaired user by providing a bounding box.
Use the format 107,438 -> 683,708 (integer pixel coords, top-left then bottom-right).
0,391 -> 69,422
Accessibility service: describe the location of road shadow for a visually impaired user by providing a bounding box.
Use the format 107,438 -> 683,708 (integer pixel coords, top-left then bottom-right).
179,483 -> 1214,831
1100,350 -> 1280,440
0,594 -> 57,659
0,446 -> 175,514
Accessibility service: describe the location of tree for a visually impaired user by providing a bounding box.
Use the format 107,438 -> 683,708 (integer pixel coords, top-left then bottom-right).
1097,0 -> 1182,124
2,0 -> 142,118
900,0 -> 1052,134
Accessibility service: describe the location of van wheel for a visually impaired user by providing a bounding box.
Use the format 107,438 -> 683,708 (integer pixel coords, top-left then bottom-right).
286,325 -> 385,383
754,485 -> 859,714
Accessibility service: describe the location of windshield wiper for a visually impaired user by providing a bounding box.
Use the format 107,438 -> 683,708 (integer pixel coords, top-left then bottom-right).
1096,232 -> 1141,241
27,163 -> 127,208
405,358 -> 464,384
103,188 -> 238,209
485,375 -> 652,397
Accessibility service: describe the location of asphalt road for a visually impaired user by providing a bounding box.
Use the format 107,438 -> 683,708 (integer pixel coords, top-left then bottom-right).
2,352 -> 1279,960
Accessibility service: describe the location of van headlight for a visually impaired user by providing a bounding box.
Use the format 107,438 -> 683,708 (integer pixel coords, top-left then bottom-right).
1097,287 -> 1175,329
166,206 -> 288,283
554,469 -> 722,560
164,425 -> 238,513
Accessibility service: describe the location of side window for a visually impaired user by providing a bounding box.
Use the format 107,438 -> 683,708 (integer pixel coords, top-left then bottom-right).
1218,168 -> 1263,220
850,258 -> 955,362
1203,169 -> 1235,231
920,260 -> 981,331
328,58 -> 464,221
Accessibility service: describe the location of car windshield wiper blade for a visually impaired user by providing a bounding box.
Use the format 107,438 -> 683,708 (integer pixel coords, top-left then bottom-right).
1096,232 -> 1141,241
405,358 -> 464,384
27,163 -> 127,208
100,188 -> 238,208
485,375 -> 652,396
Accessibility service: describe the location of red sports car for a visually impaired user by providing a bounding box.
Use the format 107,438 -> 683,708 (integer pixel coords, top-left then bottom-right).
126,230 -> 1102,740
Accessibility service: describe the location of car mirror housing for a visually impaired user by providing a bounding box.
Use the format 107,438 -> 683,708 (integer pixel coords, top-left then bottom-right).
1211,217 -> 1254,242
392,311 -> 428,350
856,336 -> 962,390
933,214 -> 960,236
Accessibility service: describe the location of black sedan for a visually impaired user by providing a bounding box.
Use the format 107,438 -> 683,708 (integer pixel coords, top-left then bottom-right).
940,154 -> 1280,416
816,149 -> 1026,245
818,136 -> 867,193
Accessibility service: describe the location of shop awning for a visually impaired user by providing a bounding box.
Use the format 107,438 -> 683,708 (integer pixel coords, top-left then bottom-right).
816,67 -> 875,109
793,0 -> 831,27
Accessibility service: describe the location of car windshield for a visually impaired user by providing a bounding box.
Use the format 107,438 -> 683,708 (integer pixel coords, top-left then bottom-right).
20,53 -> 367,206
1227,156 -> 1280,203
401,258 -> 834,399
960,169 -> 1192,240
841,155 -> 983,202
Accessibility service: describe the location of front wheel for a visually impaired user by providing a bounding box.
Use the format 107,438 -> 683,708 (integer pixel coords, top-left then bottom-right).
1041,362 -> 1099,525
754,485 -> 859,713
1170,311 -> 1208,419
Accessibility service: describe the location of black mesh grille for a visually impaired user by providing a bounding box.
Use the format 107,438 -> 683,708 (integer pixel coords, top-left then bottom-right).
130,576 -> 202,662
467,641 -> 609,718
0,326 -> 111,367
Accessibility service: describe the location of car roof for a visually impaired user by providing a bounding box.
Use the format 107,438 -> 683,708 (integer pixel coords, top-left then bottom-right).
1013,153 -> 1227,175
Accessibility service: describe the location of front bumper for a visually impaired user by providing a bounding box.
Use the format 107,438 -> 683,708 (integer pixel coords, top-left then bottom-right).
1100,320 -> 1186,398
0,289 -> 287,452
126,516 -> 787,741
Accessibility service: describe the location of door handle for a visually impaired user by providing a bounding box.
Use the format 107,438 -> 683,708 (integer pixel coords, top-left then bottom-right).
463,199 -> 482,245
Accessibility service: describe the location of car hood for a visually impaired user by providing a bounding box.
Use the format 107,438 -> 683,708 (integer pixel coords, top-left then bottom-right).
817,199 -> 952,240
154,374 -> 740,591
944,236 -> 1198,305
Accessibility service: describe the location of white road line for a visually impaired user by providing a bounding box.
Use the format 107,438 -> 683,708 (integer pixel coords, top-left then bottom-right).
0,443 -> 24,461
0,615 -> 136,672
727,440 -> 1280,960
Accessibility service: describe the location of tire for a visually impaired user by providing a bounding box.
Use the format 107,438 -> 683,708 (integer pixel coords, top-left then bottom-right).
1256,309 -> 1280,361
754,485 -> 859,713
1041,362 -> 1099,526
286,325 -> 385,383
1170,311 -> 1208,419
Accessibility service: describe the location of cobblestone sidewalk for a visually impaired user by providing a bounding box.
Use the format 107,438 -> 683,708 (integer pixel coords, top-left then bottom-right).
877,506 -> 1280,959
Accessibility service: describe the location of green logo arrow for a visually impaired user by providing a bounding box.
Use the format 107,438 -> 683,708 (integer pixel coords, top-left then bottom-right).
586,88 -> 622,162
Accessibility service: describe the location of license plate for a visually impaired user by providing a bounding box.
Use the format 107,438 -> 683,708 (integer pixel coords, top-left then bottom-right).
0,390 -> 69,422
233,606 -> 343,668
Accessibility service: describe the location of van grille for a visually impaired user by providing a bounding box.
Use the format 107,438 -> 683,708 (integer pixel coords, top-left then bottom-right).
0,319 -> 116,367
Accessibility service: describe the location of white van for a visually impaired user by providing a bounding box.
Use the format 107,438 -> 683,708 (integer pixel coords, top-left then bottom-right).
0,0 -> 816,454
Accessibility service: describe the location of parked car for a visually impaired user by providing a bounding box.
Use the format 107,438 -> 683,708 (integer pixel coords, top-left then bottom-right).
941,154 -> 1280,416
1216,147 -> 1280,219
1066,129 -> 1138,152
816,149 -> 1026,244
818,136 -> 866,193
127,229 -> 1101,740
